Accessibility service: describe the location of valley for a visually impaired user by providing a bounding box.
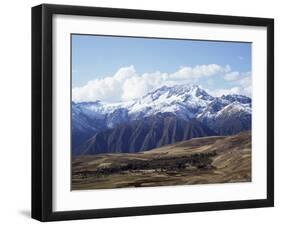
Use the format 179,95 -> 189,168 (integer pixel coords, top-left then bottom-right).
72,131 -> 251,190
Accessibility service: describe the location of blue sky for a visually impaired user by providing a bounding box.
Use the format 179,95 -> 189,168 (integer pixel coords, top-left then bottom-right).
72,34 -> 252,102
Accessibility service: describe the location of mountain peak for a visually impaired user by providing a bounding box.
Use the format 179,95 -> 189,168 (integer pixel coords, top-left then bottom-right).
143,84 -> 212,100
221,94 -> 251,104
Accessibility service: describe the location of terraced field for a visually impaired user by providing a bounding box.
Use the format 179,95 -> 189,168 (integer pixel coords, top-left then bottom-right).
72,131 -> 251,190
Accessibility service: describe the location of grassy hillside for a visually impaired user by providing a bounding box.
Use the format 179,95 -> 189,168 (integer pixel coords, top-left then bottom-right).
72,131 -> 251,190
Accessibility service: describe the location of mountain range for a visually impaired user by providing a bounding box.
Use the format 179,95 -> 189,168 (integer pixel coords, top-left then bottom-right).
72,84 -> 251,155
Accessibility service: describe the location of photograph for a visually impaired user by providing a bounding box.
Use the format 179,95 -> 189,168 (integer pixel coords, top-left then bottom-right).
71,34 -> 252,190
30,3 -> 274,222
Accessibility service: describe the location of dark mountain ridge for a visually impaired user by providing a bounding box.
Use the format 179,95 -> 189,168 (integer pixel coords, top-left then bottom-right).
78,113 -> 216,155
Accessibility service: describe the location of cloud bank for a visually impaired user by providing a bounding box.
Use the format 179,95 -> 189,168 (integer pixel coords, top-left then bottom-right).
209,71 -> 251,97
72,65 -> 251,102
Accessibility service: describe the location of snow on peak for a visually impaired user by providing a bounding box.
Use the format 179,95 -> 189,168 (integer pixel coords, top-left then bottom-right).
141,84 -> 213,105
126,84 -> 214,119
221,94 -> 251,104
72,84 -> 252,129
215,101 -> 252,118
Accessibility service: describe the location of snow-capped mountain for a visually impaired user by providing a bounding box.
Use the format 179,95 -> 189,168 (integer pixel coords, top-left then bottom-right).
197,95 -> 251,135
128,84 -> 214,120
72,84 -> 251,154
73,84 -> 215,124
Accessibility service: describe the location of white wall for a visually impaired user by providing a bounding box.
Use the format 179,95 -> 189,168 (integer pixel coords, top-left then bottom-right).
0,0 -> 279,225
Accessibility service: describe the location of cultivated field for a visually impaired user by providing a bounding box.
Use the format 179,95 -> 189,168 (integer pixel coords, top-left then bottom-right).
72,131 -> 251,190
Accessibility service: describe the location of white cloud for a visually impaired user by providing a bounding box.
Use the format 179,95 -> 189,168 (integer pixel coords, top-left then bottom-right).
209,86 -> 251,97
206,79 -> 214,86
239,73 -> 251,87
170,64 -> 230,82
72,65 -> 137,102
223,71 -> 240,81
208,87 -> 242,97
72,64 -> 248,102
239,73 -> 252,97
208,71 -> 252,97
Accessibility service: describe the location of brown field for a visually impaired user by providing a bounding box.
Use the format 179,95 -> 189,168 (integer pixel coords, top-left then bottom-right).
72,131 -> 251,190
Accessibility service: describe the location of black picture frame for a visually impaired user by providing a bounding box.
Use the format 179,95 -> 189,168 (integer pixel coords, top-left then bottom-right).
32,3 -> 274,222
